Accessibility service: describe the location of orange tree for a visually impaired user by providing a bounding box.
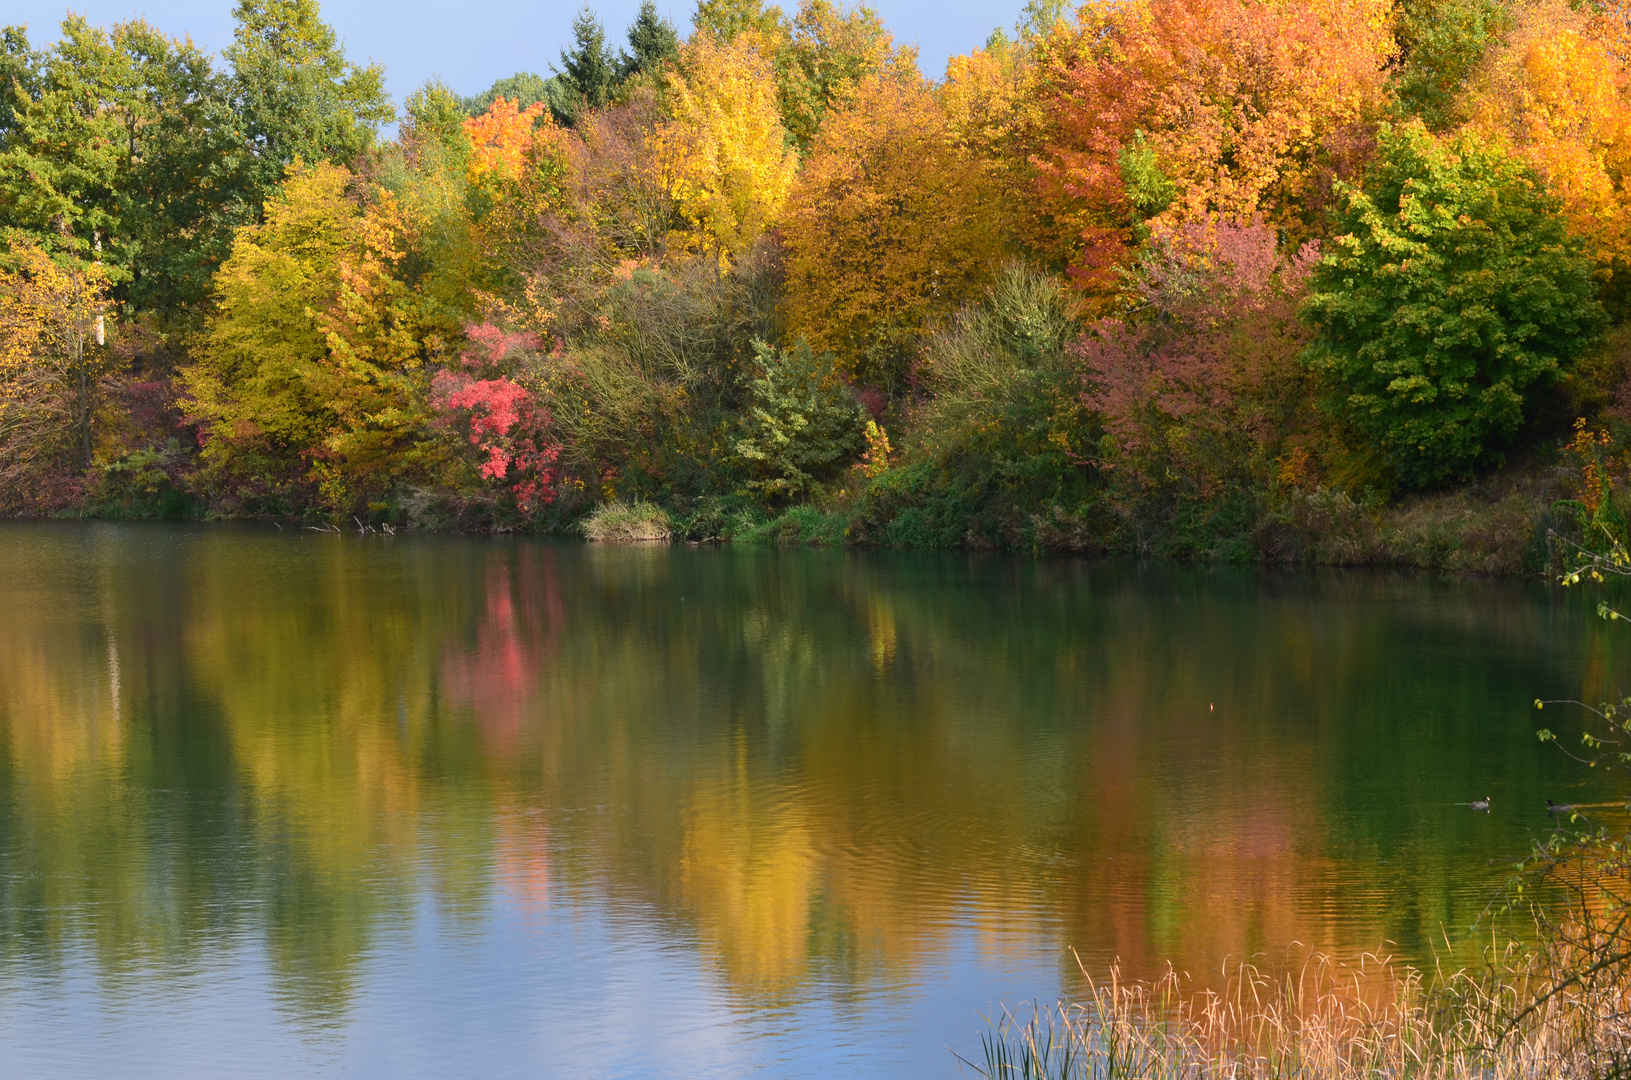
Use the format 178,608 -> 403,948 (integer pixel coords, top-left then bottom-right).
1028,0 -> 1390,299
1466,0 -> 1631,313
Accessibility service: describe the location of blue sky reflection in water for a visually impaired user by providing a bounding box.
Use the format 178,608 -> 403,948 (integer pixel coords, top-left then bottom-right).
0,522 -> 1624,1077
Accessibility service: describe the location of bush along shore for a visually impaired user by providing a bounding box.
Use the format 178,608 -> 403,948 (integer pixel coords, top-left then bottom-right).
8,0 -> 1631,576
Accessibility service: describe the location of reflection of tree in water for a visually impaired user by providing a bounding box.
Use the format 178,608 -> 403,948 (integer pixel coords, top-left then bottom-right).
0,529 -> 1626,1027
440,549 -> 564,753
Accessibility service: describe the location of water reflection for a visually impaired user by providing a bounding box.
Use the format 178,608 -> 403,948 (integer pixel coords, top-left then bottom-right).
0,523 -> 1622,1075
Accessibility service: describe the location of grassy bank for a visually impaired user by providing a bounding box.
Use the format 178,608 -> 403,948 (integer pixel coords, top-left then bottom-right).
63,454 -> 1584,581
671,457 -> 1573,579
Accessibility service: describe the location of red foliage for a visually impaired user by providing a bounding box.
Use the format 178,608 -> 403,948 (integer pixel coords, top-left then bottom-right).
432,324 -> 562,510
854,386 -> 888,420
1076,219 -> 1318,496
462,324 -> 541,371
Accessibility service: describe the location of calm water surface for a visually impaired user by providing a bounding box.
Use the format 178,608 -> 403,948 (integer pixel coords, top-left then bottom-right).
0,522 -> 1624,1078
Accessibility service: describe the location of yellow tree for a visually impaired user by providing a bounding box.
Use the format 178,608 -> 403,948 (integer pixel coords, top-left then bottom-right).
664,32 -> 799,268
0,239 -> 115,506
780,65 -> 1010,390
694,0 -> 902,151
182,162 -> 451,513
939,34 -> 1045,262
1467,0 -> 1631,286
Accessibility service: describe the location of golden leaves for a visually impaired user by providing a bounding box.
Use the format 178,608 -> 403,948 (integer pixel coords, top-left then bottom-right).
780,67 -> 1010,385
1468,0 -> 1631,269
663,32 -> 798,266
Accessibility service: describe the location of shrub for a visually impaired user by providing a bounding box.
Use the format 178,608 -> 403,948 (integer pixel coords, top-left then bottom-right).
429,324 -> 563,515
540,246 -> 782,502
861,264 -> 1099,550
1076,218 -> 1320,544
1303,121 -> 1604,489
91,443 -> 197,519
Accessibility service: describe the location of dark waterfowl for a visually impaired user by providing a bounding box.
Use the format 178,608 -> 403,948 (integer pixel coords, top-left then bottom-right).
1547,799 -> 1576,815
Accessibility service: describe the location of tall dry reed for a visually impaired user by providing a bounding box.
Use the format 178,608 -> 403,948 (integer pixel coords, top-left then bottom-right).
964,935 -> 1631,1080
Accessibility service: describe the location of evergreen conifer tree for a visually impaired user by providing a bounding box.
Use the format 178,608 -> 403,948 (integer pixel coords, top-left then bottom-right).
620,1 -> 680,79
556,6 -> 616,121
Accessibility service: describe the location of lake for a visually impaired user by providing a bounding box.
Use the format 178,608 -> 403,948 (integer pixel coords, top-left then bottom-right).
0,522 -> 1622,1078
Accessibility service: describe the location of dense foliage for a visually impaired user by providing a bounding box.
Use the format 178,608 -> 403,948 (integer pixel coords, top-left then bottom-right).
1305,121 -> 1603,488
4,0 -> 1631,555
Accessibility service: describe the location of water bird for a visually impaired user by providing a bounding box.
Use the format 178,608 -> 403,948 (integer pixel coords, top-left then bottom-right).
1547,799 -> 1576,815
1455,796 -> 1491,812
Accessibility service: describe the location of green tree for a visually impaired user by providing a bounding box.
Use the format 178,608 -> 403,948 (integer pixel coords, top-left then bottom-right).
0,18 -> 244,318
1390,0 -> 1512,131
620,0 -> 681,79
732,338 -> 866,499
693,0 -> 788,42
225,0 -> 393,207
403,80 -> 469,154
555,5 -> 617,122
775,0 -> 894,150
0,26 -> 36,148
1304,121 -> 1603,489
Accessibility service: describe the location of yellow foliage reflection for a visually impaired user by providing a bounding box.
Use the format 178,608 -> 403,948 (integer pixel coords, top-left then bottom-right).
0,527 -> 1621,1019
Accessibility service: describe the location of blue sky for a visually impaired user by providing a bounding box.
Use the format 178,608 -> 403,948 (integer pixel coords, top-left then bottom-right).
6,0 -> 1022,105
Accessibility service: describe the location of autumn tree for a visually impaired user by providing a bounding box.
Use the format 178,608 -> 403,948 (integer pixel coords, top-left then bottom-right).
1078,219 -> 1320,507
781,66 -> 1009,392
457,93 -> 571,289
465,97 -> 550,185
693,0 -> 899,150
0,238 -> 115,507
430,325 -> 562,513
1304,122 -> 1603,488
1031,0 -> 1391,297
665,32 -> 798,268
183,163 -> 452,513
1464,0 -> 1631,305
564,91 -> 685,261
938,34 -> 1048,266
